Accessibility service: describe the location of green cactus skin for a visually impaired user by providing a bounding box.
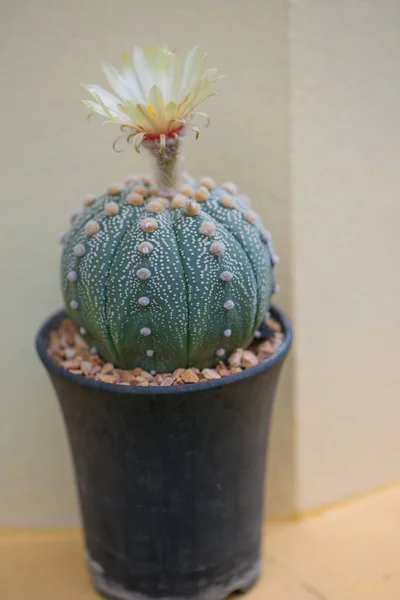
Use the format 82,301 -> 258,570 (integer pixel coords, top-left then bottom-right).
61,178 -> 277,372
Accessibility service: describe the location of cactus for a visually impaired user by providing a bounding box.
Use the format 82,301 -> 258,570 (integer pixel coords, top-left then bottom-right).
60,45 -> 278,372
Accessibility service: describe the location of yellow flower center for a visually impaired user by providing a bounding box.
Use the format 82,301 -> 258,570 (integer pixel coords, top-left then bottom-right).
147,104 -> 168,119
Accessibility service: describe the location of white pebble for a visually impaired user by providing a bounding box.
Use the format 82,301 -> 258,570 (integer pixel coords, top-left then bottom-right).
70,300 -> 79,310
216,348 -> 226,357
90,346 -> 98,355
136,268 -> 151,281
73,244 -> 85,257
146,349 -> 154,357
140,327 -> 151,337
65,348 -> 76,359
223,329 -> 232,337
224,300 -> 235,310
80,327 -> 87,335
254,330 -> 262,339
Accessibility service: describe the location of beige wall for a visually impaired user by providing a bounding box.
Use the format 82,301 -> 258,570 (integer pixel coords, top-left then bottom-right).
290,0 -> 400,510
0,0 -> 293,525
2,0 -> 399,527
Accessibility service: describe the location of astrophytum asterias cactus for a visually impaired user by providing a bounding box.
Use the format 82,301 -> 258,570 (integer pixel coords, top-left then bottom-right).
60,44 -> 278,372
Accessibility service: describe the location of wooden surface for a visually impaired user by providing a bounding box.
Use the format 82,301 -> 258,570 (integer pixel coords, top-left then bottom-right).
1,483 -> 399,600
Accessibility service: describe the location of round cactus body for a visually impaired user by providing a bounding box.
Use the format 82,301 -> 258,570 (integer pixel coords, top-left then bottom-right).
61,177 -> 276,371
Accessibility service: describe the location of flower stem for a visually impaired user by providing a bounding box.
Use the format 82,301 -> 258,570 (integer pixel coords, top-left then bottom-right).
143,135 -> 183,195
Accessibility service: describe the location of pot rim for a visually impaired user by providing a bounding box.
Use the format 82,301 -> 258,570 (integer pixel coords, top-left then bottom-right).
36,305 -> 292,396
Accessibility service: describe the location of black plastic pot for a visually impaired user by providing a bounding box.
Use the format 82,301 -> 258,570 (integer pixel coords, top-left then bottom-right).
36,306 -> 292,600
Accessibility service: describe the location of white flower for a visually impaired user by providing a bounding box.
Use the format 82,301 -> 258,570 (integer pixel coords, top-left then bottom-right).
83,44 -> 220,152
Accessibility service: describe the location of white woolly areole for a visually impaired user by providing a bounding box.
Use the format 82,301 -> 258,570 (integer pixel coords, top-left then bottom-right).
136,268 -> 151,280
171,194 -> 186,208
104,201 -> 120,216
85,220 -> 100,237
224,300 -> 235,310
209,241 -> 225,257
220,194 -> 235,209
199,176 -> 216,190
183,199 -> 200,216
140,327 -> 152,337
83,193 -> 96,206
244,210 -> 256,224
138,296 -> 150,306
140,217 -> 158,232
67,271 -> 77,282
137,241 -> 154,255
220,271 -> 233,282
69,210 -> 80,224
180,184 -> 194,197
199,221 -> 216,237
107,182 -> 124,195
73,244 -> 86,257
222,181 -> 238,195
146,200 -> 164,213
127,192 -> 144,206
195,186 -> 210,202
261,230 -> 272,243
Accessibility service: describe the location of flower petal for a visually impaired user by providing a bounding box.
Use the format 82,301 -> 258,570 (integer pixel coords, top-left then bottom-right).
83,84 -> 121,112
83,100 -> 109,118
82,44 -> 220,137
132,131 -> 147,152
121,51 -> 147,103
133,46 -> 154,96
135,104 -> 160,134
179,46 -> 206,98
148,85 -> 165,125
101,63 -> 136,101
